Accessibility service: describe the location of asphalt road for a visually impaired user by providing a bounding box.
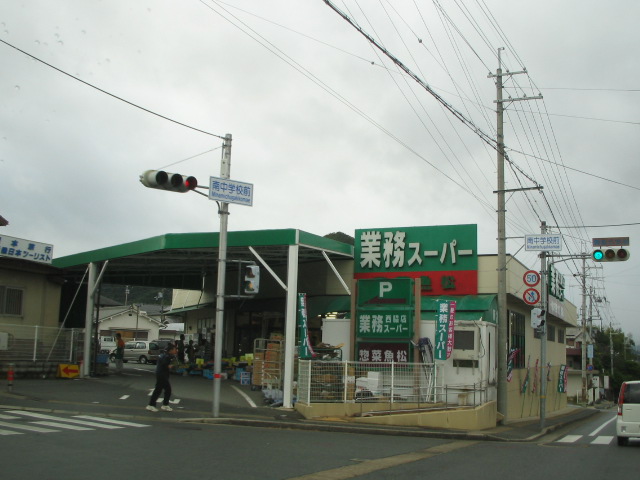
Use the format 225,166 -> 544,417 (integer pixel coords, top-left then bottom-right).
1,364 -> 636,479
0,407 -> 636,480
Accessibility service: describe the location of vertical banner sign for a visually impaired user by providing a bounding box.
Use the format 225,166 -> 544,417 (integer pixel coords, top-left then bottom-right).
297,293 -> 315,359
435,300 -> 456,360
557,364 -> 567,393
506,348 -> 520,382
521,356 -> 531,394
446,301 -> 457,359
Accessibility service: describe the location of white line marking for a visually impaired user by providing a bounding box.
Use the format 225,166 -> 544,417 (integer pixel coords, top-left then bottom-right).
0,414 -> 19,420
169,399 -> 181,404
558,435 -> 582,443
231,385 -> 257,408
32,421 -> 93,431
0,421 -> 58,433
0,428 -> 22,435
589,416 -> 616,436
7,411 -> 123,429
120,395 -> 130,400
591,436 -> 613,445
73,416 -> 150,428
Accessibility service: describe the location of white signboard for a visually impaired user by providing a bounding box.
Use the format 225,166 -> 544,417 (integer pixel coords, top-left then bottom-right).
525,234 -> 563,251
209,177 -> 254,206
0,235 -> 54,264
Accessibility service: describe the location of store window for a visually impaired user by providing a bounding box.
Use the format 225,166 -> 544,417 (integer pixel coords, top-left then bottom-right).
547,325 -> 556,342
0,286 -> 24,316
509,310 -> 525,368
558,328 -> 565,344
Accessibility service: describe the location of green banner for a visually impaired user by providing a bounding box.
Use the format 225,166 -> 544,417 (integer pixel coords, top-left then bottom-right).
297,293 -> 315,359
558,364 -> 567,393
434,300 -> 456,360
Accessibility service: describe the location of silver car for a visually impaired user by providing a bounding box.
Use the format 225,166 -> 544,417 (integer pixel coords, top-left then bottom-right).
110,340 -> 153,364
616,380 -> 640,446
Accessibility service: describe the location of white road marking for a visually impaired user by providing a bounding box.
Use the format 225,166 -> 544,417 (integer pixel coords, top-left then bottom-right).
591,436 -> 613,445
0,421 -> 58,433
589,416 -> 616,436
0,414 -> 19,420
7,411 -> 123,429
119,395 -> 130,400
558,435 -> 582,443
231,385 -> 257,408
32,421 -> 93,431
73,416 -> 150,428
0,428 -> 23,436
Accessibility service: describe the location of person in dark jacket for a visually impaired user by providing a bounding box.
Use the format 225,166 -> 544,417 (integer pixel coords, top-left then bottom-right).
146,343 -> 177,412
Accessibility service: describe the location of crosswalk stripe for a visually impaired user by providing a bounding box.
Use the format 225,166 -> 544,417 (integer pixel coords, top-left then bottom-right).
0,414 -> 19,420
0,420 -> 58,433
73,415 -> 150,428
0,428 -> 23,436
32,421 -> 93,431
591,436 -> 613,445
558,435 -> 582,443
7,411 -> 123,429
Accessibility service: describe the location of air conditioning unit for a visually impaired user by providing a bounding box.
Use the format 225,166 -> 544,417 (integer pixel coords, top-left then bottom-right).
452,326 -> 479,360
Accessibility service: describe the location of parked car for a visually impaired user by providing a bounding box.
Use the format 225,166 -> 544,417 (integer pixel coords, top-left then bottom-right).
616,380 -> 640,446
99,336 -> 117,354
147,339 -> 173,364
110,340 -> 153,364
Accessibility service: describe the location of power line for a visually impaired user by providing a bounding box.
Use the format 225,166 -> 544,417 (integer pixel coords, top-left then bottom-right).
0,38 -> 226,140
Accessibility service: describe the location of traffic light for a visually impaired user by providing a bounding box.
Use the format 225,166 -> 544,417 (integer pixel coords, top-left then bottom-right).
592,248 -> 630,262
243,265 -> 260,294
139,170 -> 198,193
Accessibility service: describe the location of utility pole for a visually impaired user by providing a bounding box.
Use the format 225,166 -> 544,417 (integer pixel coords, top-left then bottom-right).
213,133 -> 232,418
539,221 -> 548,428
580,256 -> 588,404
489,48 -> 542,421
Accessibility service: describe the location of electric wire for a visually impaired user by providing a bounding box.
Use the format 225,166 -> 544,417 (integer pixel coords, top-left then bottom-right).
0,38 -> 226,140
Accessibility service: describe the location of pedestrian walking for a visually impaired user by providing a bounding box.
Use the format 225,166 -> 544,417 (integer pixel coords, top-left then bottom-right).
146,343 -> 177,412
114,333 -> 125,374
177,334 -> 186,364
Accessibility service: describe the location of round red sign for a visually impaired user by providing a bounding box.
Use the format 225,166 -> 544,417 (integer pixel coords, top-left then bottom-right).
523,270 -> 540,287
523,288 -> 541,305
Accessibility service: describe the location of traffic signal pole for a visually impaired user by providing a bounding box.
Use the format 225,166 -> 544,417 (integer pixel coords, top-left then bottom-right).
212,133 -> 232,418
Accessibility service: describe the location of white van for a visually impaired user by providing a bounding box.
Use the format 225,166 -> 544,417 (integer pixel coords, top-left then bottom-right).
100,336 -> 117,354
616,380 -> 640,446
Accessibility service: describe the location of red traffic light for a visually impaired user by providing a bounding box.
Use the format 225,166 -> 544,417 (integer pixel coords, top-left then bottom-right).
140,170 -> 198,193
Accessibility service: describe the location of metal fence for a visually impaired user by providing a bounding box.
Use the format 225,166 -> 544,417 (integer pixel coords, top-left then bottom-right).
0,323 -> 85,374
297,360 -> 489,411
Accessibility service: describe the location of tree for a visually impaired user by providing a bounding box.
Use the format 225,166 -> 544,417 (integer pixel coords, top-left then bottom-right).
592,326 -> 639,397
324,232 -> 354,245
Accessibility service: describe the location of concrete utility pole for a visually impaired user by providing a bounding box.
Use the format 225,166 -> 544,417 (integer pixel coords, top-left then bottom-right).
539,221 -> 548,428
580,255 -> 588,404
213,133 -> 232,418
489,48 -> 542,421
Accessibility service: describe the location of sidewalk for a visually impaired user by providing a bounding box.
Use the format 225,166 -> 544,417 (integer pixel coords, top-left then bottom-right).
0,370 -> 606,442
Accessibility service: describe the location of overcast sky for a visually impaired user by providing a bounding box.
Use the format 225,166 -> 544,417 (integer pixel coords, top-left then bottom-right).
2,1 -> 639,342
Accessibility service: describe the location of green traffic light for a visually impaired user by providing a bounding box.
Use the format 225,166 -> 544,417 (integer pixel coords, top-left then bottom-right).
593,250 -> 604,261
